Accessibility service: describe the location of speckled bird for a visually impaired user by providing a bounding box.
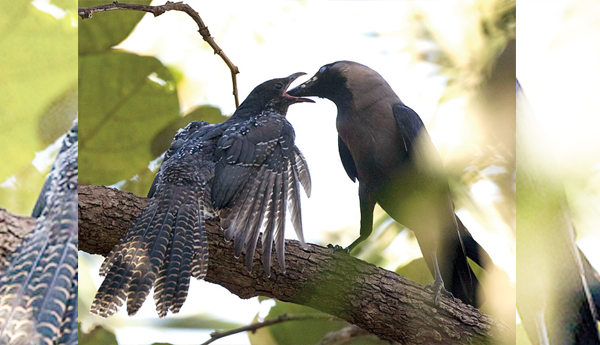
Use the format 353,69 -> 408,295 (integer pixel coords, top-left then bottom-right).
0,119 -> 78,345
91,73 -> 313,318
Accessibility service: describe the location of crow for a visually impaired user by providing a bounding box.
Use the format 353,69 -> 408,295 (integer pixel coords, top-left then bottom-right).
288,61 -> 491,307
91,73 -> 313,318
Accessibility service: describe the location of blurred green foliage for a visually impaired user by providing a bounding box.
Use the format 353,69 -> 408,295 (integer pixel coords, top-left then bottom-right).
78,324 -> 118,345
78,51 -> 179,185
79,0 -> 150,54
248,300 -> 388,345
0,1 -> 77,215
78,0 -> 227,192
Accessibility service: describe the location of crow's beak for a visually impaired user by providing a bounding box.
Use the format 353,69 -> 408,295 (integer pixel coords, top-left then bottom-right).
284,72 -> 314,104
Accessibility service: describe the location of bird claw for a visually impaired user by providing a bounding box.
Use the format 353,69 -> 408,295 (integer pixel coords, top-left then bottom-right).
425,280 -> 455,305
327,244 -> 350,253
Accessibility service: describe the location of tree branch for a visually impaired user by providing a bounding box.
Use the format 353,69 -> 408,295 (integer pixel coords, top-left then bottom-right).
78,1 -> 240,107
78,185 -> 513,344
0,209 -> 35,274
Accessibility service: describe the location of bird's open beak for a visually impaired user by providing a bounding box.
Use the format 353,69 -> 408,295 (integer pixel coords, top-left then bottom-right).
287,72 -> 317,98
284,72 -> 315,104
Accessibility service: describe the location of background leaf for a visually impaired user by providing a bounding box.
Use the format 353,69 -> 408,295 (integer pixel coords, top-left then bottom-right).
78,51 -> 179,185
251,300 -> 347,345
78,0 -> 151,55
0,1 -> 77,215
79,324 -> 119,345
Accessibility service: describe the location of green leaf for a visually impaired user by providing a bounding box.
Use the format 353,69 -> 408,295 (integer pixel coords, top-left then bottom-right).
247,313 -> 278,345
396,257 -> 484,290
395,257 -> 433,286
0,1 -> 77,185
251,300 -> 347,345
0,164 -> 47,216
78,0 -> 152,55
150,105 -> 227,157
79,324 -> 118,345
516,322 -> 533,345
79,51 -> 179,186
38,83 -> 78,146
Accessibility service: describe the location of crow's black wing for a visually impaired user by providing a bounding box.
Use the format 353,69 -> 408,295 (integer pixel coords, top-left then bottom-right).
338,136 -> 358,182
392,104 -> 425,156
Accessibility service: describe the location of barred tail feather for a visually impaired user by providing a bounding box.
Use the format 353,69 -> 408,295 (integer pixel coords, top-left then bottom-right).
32,225 -> 78,344
57,274 -> 78,345
0,227 -> 51,345
0,145 -> 78,344
92,200 -> 163,316
91,185 -> 207,318
127,195 -> 182,315
191,203 -> 209,280
154,198 -> 198,317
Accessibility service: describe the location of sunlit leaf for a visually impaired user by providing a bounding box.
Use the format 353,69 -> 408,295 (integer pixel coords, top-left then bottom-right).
248,313 -> 278,345
255,300 -> 347,345
516,322 -> 533,345
395,257 -> 432,286
78,0 -> 151,55
0,1 -> 77,185
79,324 -> 118,345
38,83 -> 78,146
0,164 -> 47,216
79,51 -> 179,185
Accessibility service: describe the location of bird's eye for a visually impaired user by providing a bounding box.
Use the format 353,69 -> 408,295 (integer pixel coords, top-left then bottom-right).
318,66 -> 327,74
274,82 -> 284,90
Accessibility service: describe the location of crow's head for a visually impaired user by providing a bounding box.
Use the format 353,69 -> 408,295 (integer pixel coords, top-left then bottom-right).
288,61 -> 392,107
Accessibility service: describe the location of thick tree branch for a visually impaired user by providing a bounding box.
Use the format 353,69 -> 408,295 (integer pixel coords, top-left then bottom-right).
79,185 -> 512,344
78,1 -> 240,107
0,209 -> 35,274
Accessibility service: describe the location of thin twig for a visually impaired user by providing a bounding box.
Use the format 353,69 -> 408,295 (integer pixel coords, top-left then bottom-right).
78,1 -> 240,107
200,313 -> 338,345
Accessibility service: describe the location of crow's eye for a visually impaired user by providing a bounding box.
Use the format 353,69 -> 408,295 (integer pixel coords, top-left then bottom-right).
318,66 -> 327,74
274,82 -> 284,90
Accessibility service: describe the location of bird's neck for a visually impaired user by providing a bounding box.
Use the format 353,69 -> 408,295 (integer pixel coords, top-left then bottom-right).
232,102 -> 266,120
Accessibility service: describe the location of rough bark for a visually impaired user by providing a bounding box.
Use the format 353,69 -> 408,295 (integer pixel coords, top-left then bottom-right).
0,209 -> 35,274
78,185 -> 512,344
